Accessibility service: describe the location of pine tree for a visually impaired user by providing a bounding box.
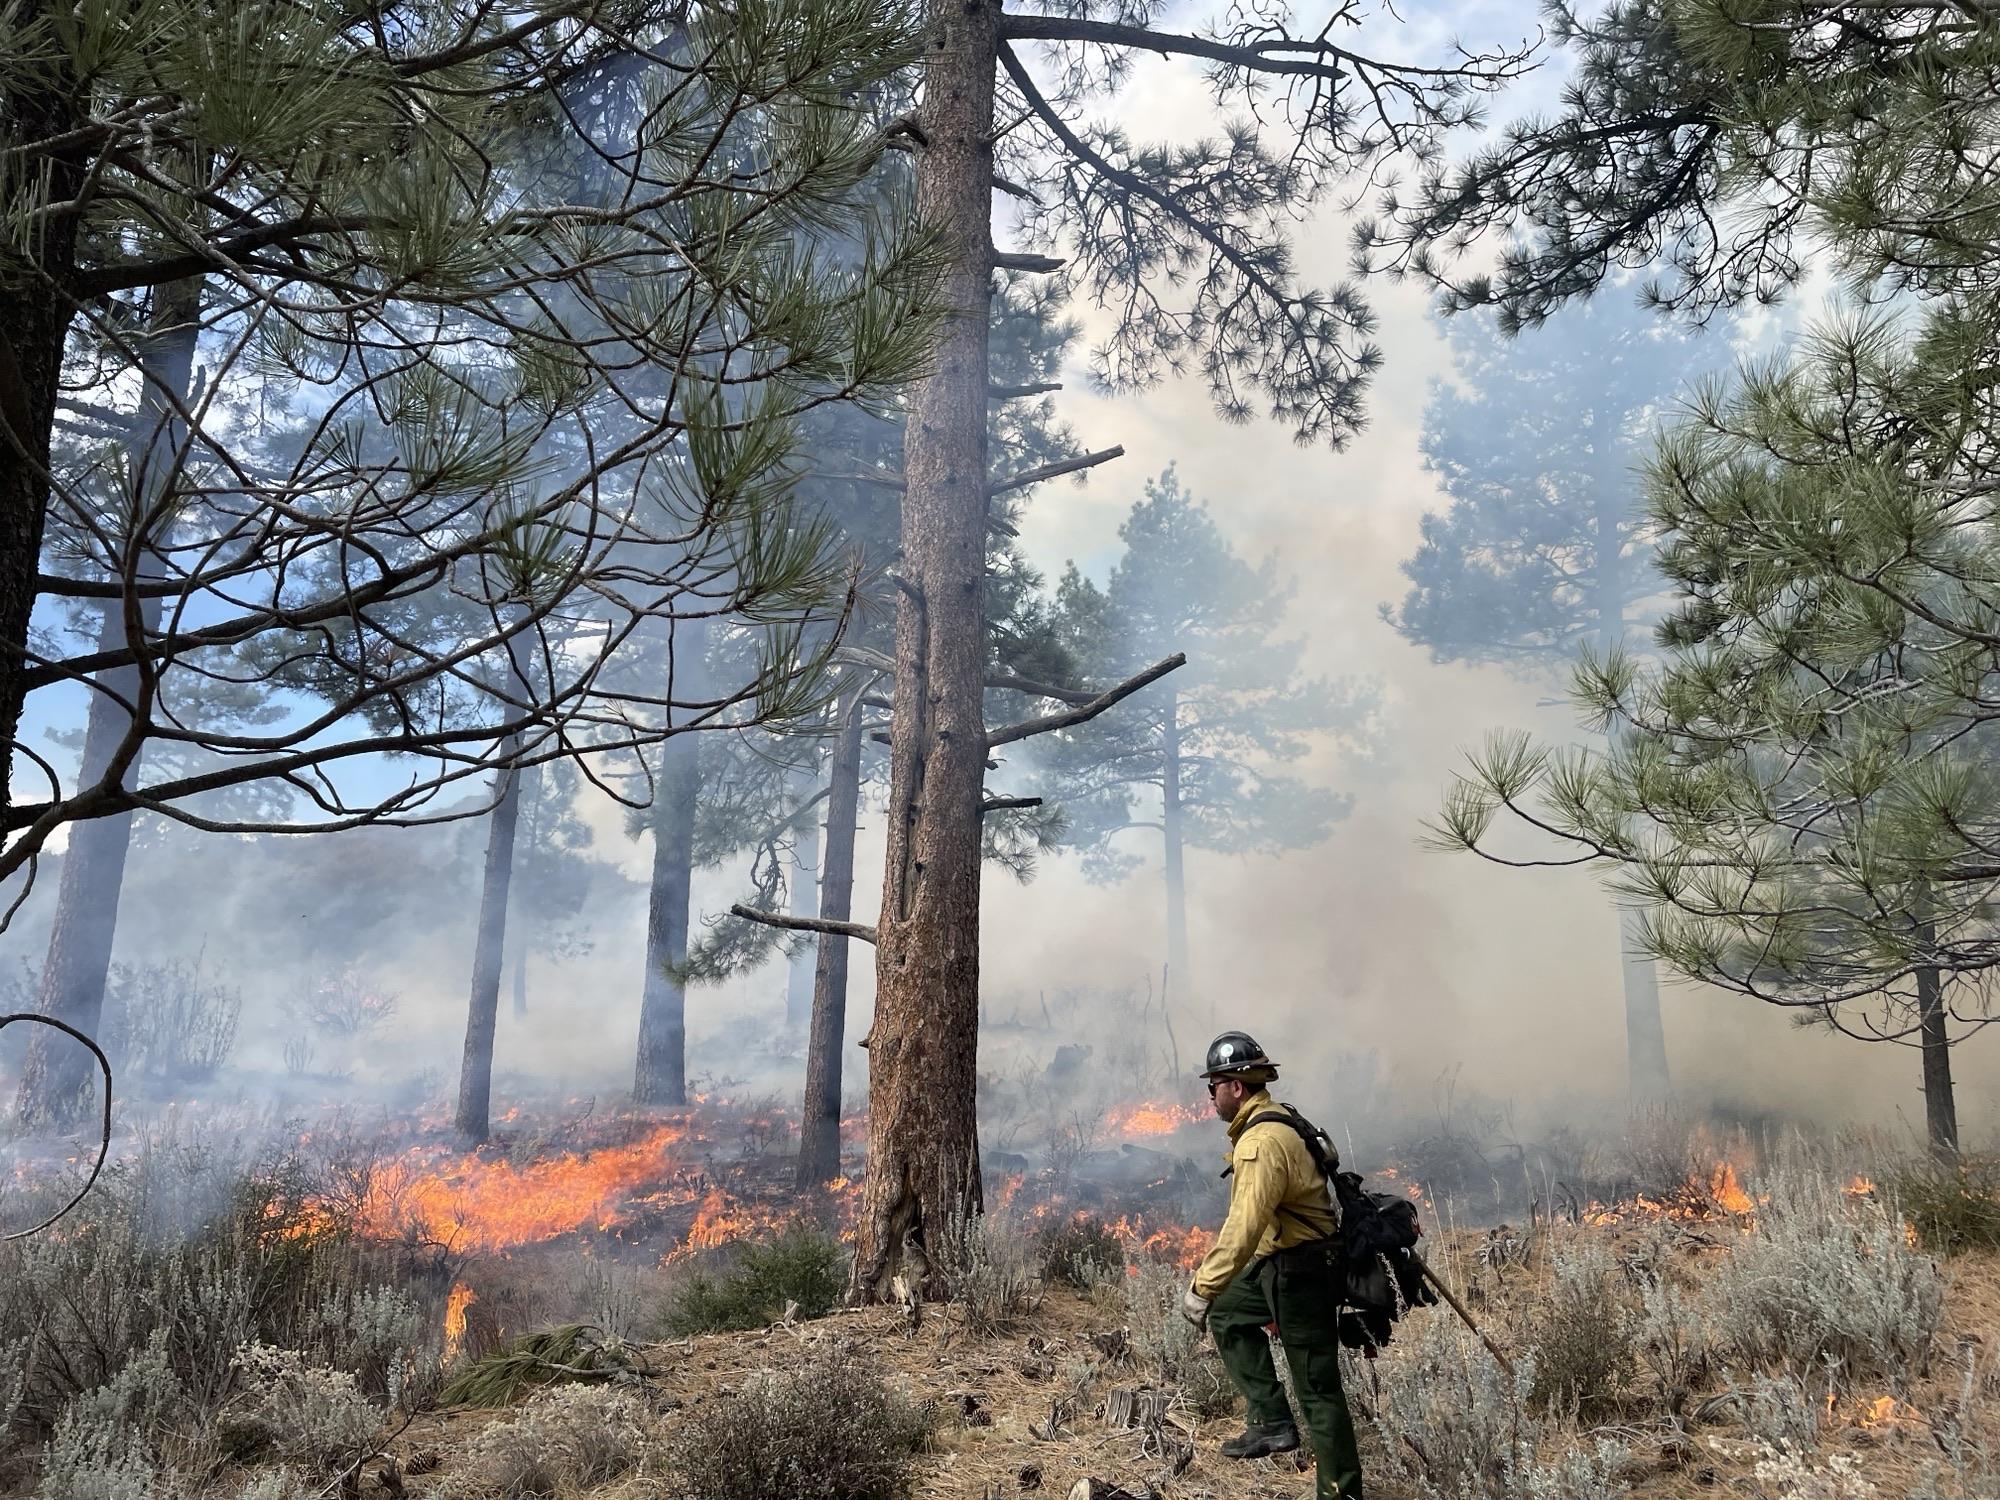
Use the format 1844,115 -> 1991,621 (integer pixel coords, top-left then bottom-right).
843,0 -> 1529,1301
1366,0 -> 2000,1149
1434,303 -> 2000,1154
1038,467 -> 1374,1003
2,0 -> 946,1127
1385,297 -> 1752,1099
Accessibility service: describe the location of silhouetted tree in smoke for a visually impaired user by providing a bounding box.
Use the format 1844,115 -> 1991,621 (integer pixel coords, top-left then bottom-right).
1369,0 -> 2000,1154
803,0 -> 1531,1301
1038,467 -> 1376,1004
504,760 -> 604,1019
1,0 -> 949,1134
1384,297 -> 1747,1101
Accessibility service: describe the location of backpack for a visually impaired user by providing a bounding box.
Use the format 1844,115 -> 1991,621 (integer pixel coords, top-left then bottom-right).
1237,1106 -> 1438,1351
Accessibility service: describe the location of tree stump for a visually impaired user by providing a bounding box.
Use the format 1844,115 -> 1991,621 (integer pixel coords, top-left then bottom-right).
1102,1386 -> 1169,1430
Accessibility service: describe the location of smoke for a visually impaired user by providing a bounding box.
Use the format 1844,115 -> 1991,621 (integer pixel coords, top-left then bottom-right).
0,19 -> 1982,1162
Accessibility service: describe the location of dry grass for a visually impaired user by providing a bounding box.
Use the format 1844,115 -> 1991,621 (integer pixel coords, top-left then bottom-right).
350,1227 -> 2000,1500
25,1140 -> 1999,1500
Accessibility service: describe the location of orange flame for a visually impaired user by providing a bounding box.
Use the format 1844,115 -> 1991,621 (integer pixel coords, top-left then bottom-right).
349,1123 -> 696,1252
442,1282 -> 476,1366
1106,1099 -> 1209,1138
1708,1162 -> 1755,1215
1579,1161 -> 1760,1227
1837,1393 -> 1918,1429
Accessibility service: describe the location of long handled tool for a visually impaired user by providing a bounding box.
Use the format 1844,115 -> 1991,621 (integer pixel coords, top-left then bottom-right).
1412,1254 -> 1515,1381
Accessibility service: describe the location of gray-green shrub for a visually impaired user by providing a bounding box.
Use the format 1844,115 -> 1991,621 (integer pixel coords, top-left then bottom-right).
1526,1240 -> 1634,1418
1123,1261 -> 1236,1420
658,1353 -> 928,1500
1707,1168 -> 1943,1389
1371,1317 -> 1630,1500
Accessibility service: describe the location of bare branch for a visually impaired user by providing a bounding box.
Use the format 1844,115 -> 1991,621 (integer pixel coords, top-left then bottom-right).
993,250 -> 1067,273
985,669 -> 1095,705
728,903 -> 878,945
988,444 -> 1124,498
988,380 -> 1062,400
986,653 -> 1186,748
981,794 -> 1044,814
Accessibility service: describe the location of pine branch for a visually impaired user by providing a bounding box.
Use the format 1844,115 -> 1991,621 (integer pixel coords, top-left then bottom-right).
986,653 -> 1186,748
996,14 -> 1344,83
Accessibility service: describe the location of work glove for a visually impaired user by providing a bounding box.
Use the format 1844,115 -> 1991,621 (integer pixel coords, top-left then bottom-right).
1180,1287 -> 1211,1331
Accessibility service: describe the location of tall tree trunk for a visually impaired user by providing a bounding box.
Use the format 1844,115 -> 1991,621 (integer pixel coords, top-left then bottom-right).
1917,966 -> 1958,1158
1914,903 -> 1958,1158
853,0 -> 999,1299
635,619 -> 708,1108
454,736 -> 525,1144
785,758 -> 823,1030
506,763 -> 541,1021
0,50 -> 83,846
1616,909 -> 1671,1103
17,280 -> 201,1128
1594,475 -> 1672,1103
1160,689 -> 1191,1007
798,679 -> 865,1189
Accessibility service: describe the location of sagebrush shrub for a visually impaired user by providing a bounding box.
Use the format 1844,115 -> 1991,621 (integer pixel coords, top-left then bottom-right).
1527,1241 -> 1634,1418
1708,1169 -> 1943,1388
1892,1156 -> 2000,1256
661,1225 -> 847,1335
0,1135 -> 430,1432
231,1469 -> 314,1500
456,1384 -> 650,1498
1371,1316 -> 1631,1500
1037,1214 -> 1126,1291
1123,1262 -> 1236,1420
932,1212 -> 1038,1334
658,1353 -> 929,1500
35,1335 -> 188,1500
1633,1265 -> 1711,1417
228,1343 -> 380,1479
1741,1372 -> 1823,1452
1751,1444 -> 1881,1500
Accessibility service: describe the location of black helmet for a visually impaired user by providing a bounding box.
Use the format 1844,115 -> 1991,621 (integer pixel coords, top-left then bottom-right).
1201,1031 -> 1276,1080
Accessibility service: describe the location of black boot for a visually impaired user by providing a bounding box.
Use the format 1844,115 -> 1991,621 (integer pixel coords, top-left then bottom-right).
1220,1420 -> 1300,1459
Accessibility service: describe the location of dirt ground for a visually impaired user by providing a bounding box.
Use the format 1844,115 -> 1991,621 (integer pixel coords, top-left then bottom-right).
386,1224 -> 2000,1499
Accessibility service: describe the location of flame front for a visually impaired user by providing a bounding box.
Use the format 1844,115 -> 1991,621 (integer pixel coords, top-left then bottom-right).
353,1123 -> 695,1252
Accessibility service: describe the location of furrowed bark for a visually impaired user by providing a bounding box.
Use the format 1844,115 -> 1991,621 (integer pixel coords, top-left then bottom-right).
785,759 -> 823,1030
853,0 -> 1001,1301
17,279 -> 201,1129
635,618 -> 709,1108
798,677 -> 865,1190
1915,921 -> 1958,1157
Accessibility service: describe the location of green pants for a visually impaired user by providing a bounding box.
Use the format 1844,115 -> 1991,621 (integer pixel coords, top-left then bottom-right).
1210,1254 -> 1364,1500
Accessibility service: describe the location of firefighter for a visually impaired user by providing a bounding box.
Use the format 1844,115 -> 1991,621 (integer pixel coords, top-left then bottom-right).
1180,1031 -> 1363,1500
